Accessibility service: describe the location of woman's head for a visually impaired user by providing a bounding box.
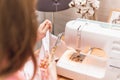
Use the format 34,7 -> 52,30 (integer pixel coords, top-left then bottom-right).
0,0 -> 37,78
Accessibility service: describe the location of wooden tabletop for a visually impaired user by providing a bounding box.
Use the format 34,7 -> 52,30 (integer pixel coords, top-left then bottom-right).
58,75 -> 72,80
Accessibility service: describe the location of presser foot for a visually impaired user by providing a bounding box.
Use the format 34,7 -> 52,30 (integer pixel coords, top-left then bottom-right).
70,52 -> 86,62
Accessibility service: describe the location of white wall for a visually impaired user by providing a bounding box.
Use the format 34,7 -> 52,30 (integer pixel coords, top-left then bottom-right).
97,0 -> 120,22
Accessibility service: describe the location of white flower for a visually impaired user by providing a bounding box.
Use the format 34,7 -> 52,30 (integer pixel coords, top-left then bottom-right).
88,8 -> 94,16
87,0 -> 96,3
81,6 -> 89,14
92,0 -> 100,9
75,2 -> 82,9
69,1 -> 75,7
69,0 -> 100,19
81,0 -> 87,5
84,13 -> 90,19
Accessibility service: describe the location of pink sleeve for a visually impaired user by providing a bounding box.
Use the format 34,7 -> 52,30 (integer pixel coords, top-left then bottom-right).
5,71 -> 25,80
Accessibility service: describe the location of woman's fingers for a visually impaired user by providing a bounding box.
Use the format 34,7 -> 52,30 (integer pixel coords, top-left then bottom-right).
39,19 -> 52,32
40,19 -> 52,30
42,22 -> 51,33
37,19 -> 52,41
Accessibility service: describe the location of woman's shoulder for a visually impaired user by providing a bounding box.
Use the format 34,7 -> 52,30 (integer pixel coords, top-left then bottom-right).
4,71 -> 25,80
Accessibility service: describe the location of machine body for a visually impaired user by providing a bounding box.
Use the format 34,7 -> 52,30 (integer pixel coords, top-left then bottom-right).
57,19 -> 120,80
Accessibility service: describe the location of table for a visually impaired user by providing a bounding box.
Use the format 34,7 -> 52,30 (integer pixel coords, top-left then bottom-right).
58,75 -> 72,80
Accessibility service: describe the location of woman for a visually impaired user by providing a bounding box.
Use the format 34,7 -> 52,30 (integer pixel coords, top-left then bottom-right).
0,0 -> 52,80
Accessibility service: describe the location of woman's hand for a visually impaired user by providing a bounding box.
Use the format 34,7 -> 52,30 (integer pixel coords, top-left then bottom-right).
37,19 -> 52,42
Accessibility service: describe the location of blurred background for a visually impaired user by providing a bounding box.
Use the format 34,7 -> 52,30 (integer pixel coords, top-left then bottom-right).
36,0 -> 120,35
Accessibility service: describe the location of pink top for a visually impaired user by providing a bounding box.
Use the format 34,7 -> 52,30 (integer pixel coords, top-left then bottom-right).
3,57 -> 57,80
4,71 -> 25,80
3,60 -> 35,80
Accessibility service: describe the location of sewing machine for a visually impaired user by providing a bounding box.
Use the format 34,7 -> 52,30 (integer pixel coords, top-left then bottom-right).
56,19 -> 120,80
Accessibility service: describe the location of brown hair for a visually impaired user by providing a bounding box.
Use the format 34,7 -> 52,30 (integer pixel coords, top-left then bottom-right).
0,0 -> 38,79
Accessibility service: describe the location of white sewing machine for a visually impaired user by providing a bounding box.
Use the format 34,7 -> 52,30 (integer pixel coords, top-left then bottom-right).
56,19 -> 120,80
